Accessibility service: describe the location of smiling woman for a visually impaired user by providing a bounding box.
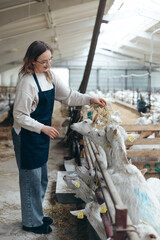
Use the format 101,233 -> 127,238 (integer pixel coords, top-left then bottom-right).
36,56 -> 53,66
11,40 -> 107,235
33,51 -> 53,73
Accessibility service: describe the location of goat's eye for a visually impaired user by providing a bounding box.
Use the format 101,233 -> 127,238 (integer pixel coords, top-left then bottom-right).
84,120 -> 88,123
98,133 -> 101,137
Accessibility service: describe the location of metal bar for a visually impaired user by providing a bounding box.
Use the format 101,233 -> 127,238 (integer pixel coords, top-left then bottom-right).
84,138 -> 114,239
85,138 -> 140,240
83,141 -> 94,170
101,212 -> 114,239
95,189 -> 114,238
78,0 -> 107,93
87,139 -> 116,224
101,20 -> 109,24
98,183 -> 116,224
84,136 -> 96,166
95,156 -> 140,239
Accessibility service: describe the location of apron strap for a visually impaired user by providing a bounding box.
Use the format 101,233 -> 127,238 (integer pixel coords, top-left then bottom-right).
33,73 -> 42,92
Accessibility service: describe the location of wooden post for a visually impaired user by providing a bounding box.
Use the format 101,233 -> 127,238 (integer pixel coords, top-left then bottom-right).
78,0 -> 107,93
114,205 -> 128,240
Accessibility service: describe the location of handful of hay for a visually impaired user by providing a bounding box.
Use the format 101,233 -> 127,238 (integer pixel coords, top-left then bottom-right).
81,103 -> 115,129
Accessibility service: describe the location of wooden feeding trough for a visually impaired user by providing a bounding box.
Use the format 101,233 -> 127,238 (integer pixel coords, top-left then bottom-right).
122,124 -> 160,179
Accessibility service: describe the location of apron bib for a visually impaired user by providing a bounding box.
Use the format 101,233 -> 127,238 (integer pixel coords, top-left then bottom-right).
20,73 -> 55,169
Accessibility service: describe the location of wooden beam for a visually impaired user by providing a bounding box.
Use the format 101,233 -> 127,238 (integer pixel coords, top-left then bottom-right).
133,161 -> 160,173
0,0 -> 97,27
0,29 -> 54,54
122,124 -> 160,132
126,138 -> 160,147
138,131 -> 154,139
79,0 -> 107,93
127,149 -> 160,158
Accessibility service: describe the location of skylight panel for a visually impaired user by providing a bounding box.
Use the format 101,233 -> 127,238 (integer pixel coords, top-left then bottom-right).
97,0 -> 159,52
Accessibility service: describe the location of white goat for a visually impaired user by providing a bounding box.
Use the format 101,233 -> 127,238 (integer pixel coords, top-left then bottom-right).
136,111 -> 160,125
147,177 -> 160,200
70,201 -> 108,240
63,174 -> 96,203
136,116 -> 153,125
135,223 -> 159,240
70,118 -> 93,135
71,119 -> 111,168
105,124 -> 160,234
111,110 -> 122,124
76,166 -> 96,191
71,201 -> 159,240
71,119 -> 139,168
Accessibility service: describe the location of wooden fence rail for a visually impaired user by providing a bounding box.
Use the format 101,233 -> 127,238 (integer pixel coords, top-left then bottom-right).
122,124 -> 160,176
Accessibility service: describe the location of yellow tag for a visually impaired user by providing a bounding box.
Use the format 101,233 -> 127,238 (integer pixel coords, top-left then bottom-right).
114,129 -> 117,136
128,135 -> 135,142
75,182 -> 80,188
142,220 -> 149,225
96,180 -> 99,188
106,144 -> 111,148
100,206 -> 107,213
77,211 -> 84,219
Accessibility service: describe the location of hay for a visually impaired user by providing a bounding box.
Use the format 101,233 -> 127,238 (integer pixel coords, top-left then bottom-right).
43,203 -> 88,240
81,103 -> 116,129
44,203 -> 77,227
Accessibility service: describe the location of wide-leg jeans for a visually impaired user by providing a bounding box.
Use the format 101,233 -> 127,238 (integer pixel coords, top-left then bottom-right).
12,128 -> 48,227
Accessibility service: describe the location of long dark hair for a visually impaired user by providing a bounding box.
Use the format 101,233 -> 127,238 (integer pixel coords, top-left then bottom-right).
19,41 -> 53,82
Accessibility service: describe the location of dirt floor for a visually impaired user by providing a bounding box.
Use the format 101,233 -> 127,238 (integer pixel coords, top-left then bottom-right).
0,102 -> 140,240
111,102 -> 140,124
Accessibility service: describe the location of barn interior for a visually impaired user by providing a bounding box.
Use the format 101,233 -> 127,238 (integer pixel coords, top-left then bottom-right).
1,0 -> 160,239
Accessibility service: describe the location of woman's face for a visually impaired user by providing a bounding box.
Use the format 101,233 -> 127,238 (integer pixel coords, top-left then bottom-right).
33,50 -> 53,73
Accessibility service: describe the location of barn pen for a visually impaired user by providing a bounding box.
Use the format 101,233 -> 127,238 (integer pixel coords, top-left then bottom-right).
2,0 -> 160,239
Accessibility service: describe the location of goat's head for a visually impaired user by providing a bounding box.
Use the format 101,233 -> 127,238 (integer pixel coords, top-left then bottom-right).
70,119 -> 93,136
105,124 -> 129,164
87,129 -> 110,147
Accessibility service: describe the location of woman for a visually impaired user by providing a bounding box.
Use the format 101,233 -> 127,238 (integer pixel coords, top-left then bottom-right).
12,40 -> 106,234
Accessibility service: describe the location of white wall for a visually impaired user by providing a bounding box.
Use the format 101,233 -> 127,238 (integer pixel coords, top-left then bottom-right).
0,66 -> 20,86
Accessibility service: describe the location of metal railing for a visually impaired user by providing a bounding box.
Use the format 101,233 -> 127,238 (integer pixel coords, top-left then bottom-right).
83,136 -> 140,240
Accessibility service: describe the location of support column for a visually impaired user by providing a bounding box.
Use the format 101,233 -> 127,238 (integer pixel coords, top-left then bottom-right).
79,0 -> 107,93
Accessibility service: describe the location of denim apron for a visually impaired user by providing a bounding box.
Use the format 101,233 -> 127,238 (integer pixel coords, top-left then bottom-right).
20,73 -> 55,169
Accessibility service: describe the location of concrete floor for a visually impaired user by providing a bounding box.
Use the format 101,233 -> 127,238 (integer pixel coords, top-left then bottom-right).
0,130 -> 88,240
0,101 -> 145,240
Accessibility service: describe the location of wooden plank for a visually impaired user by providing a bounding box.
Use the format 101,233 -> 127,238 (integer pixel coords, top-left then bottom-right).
145,173 -> 160,179
126,138 -> 160,146
127,149 -> 160,157
138,131 -> 154,139
121,124 -> 160,132
133,161 -> 160,173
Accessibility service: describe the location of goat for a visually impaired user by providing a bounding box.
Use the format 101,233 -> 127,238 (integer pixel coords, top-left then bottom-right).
105,124 -> 160,234
71,201 -> 159,240
63,174 -> 96,203
70,201 -> 108,240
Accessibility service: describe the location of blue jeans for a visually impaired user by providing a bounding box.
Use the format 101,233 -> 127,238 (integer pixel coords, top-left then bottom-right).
12,128 -> 48,227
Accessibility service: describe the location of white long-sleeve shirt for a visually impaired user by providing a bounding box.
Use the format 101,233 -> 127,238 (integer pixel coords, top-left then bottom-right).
13,70 -> 90,134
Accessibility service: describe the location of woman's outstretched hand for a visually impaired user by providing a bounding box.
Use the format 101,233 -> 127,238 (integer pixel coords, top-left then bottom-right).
41,126 -> 59,139
90,97 -> 107,107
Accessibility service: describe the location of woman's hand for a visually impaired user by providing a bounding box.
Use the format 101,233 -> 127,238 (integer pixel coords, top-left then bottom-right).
90,97 -> 107,107
41,125 -> 59,139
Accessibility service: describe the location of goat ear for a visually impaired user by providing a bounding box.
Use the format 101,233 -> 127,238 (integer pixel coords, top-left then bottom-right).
140,168 -> 147,176
114,129 -> 117,136
148,234 -> 157,239
70,209 -> 85,217
93,113 -> 98,123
